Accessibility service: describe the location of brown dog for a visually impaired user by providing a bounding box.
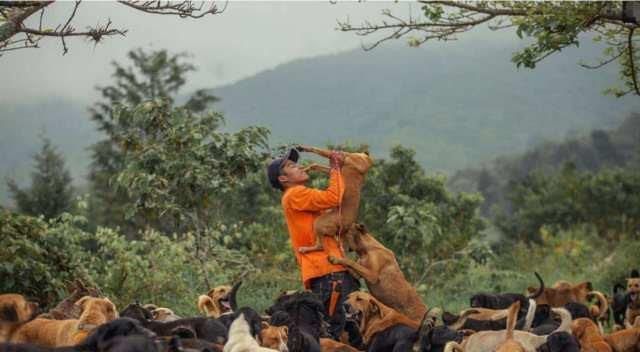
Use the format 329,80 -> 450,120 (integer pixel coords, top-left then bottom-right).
527,279 -> 592,306
198,281 -> 241,318
327,223 -> 427,322
343,291 -> 419,346
626,271 -> 640,329
0,294 -> 38,323
604,327 -> 640,352
571,318 -> 612,352
295,145 -> 373,254
495,301 -> 525,352
37,280 -> 102,320
0,294 -> 39,342
320,338 -> 362,352
259,322 -> 288,352
10,296 -> 118,347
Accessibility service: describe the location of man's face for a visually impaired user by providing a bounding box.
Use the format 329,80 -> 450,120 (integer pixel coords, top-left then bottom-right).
278,160 -> 309,187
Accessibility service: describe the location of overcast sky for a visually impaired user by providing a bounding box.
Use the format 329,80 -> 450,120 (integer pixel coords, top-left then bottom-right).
1,1 -> 508,105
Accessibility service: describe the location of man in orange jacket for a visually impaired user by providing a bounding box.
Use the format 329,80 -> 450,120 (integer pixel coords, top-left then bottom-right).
267,146 -> 360,340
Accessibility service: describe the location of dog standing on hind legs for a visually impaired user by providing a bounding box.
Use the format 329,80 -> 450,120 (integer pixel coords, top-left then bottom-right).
294,145 -> 373,254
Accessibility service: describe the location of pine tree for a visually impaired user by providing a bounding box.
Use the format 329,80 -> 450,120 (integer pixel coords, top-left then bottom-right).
7,137 -> 74,219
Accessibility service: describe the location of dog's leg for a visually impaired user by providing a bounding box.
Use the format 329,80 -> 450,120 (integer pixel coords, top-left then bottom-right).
327,256 -> 380,284
297,234 -> 325,254
302,163 -> 331,174
299,146 -> 333,159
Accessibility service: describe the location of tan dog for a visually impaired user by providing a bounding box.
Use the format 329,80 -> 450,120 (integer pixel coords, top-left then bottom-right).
443,307 -> 572,352
327,223 -> 427,322
495,301 -> 525,352
0,294 -> 38,323
198,282 -> 241,318
527,279 -> 609,310
626,273 -> 640,329
572,318 -> 612,352
10,296 -> 118,347
295,145 -> 373,254
604,327 -> 640,352
151,307 -> 181,322
343,291 -> 419,346
0,294 -> 39,342
259,322 -> 288,352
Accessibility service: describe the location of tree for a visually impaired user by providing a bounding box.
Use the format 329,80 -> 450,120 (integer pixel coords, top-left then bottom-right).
0,1 -> 224,55
87,48 -> 218,237
339,2 -> 640,97
7,136 -> 74,219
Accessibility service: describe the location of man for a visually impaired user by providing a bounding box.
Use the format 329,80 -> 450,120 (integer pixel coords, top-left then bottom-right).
267,146 -> 359,340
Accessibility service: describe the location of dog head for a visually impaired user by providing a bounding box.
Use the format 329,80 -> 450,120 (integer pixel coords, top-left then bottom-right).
570,317 -> 598,340
544,331 -> 580,352
82,317 -> 156,351
120,302 -> 152,322
344,151 -> 373,175
76,296 -> 118,325
344,291 -> 383,333
151,307 -> 178,322
627,270 -> 640,302
343,223 -> 367,252
206,285 -> 233,315
260,322 -> 288,352
0,294 -> 39,323
469,294 -> 487,309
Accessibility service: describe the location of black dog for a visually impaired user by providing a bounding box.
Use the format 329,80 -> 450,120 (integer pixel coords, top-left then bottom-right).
530,305 -> 559,336
119,303 -> 227,345
563,302 -> 591,321
470,272 -> 544,310
366,325 -> 417,352
417,326 -> 464,352
611,283 -> 628,326
536,331 -> 580,352
269,310 -> 320,352
266,291 -> 325,340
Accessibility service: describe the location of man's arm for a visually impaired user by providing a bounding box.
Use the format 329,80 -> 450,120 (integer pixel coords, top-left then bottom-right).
286,169 -> 343,212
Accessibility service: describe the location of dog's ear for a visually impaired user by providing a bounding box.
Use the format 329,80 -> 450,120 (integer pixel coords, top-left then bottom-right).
631,269 -> 640,278
369,299 -> 381,317
355,223 -> 367,234
75,296 -> 93,310
261,321 -> 270,329
282,326 -> 288,335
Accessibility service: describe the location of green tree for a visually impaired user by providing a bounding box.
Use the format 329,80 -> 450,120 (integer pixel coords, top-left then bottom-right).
340,2 -> 640,97
88,48 -> 219,237
7,137 -> 74,219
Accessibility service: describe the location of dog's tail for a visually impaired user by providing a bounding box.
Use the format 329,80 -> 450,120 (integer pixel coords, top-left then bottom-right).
505,301 -> 520,340
444,341 -> 464,352
527,272 -> 545,300
229,281 -> 243,312
550,308 -> 572,334
523,299 -> 537,331
197,295 -> 218,317
588,290 -> 609,320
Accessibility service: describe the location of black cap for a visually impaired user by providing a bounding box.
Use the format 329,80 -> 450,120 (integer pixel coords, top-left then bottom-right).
267,148 -> 300,191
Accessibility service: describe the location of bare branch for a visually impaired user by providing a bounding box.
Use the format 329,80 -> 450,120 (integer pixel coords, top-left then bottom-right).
580,49 -> 625,69
116,1 -> 224,18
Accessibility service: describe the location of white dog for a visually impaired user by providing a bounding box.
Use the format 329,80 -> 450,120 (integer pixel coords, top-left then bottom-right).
223,313 -> 278,352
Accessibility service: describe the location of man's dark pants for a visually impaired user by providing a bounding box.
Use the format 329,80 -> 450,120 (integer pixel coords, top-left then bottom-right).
309,271 -> 360,340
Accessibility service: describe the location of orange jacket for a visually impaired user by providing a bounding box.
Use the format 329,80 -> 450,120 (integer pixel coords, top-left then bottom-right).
281,169 -> 346,288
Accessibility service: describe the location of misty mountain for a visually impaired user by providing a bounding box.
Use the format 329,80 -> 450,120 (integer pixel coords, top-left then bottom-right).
2,36 -> 640,204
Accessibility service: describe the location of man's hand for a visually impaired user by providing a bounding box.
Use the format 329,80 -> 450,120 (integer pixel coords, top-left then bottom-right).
329,151 -> 345,169
295,145 -> 312,153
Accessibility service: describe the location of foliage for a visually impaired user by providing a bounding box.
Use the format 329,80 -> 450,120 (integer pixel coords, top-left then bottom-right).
0,210 -> 92,308
7,137 -> 74,220
340,1 -> 640,97
496,164 -> 640,243
88,49 -> 220,237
